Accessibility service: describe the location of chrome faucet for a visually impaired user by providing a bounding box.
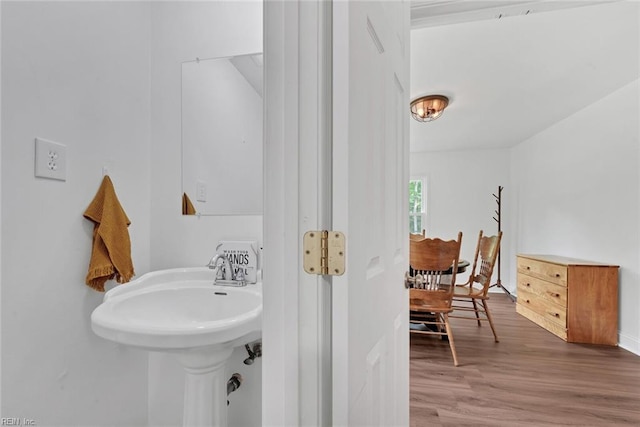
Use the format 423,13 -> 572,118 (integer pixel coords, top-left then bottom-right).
206,254 -> 246,286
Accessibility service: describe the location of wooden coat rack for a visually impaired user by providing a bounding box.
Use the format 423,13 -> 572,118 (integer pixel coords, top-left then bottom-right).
489,185 -> 515,301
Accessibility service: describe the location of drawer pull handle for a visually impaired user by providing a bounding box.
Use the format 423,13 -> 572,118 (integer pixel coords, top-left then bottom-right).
553,313 -> 559,317
555,273 -> 561,278
525,299 -> 530,304
526,283 -> 531,287
526,266 -> 531,270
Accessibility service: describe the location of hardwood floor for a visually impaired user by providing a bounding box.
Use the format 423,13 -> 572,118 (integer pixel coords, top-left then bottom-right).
410,293 -> 640,426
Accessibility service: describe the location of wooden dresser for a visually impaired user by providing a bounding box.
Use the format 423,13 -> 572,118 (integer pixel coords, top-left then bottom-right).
516,254 -> 619,346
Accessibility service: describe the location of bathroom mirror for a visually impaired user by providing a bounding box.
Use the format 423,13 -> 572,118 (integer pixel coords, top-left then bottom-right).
181,53 -> 263,215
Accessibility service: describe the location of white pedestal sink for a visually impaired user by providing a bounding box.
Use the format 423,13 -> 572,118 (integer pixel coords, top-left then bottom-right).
91,267 -> 262,427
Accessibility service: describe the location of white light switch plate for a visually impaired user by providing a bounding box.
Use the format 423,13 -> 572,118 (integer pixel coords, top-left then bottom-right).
196,180 -> 207,202
35,138 -> 67,181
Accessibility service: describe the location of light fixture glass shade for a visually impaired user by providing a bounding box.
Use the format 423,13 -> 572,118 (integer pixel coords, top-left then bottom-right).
410,95 -> 449,122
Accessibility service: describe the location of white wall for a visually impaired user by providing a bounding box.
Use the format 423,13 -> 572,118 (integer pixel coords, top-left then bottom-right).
510,79 -> 640,354
1,2 -> 151,424
410,148 -> 511,288
148,2 -> 263,426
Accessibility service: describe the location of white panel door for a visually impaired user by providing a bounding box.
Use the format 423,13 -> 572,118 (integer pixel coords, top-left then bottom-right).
332,1 -> 410,425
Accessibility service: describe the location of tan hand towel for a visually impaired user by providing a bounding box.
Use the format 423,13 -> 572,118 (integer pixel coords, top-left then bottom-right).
83,175 -> 135,292
182,192 -> 197,215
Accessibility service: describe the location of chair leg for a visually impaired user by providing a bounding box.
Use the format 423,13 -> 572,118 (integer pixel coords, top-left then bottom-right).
471,298 -> 481,326
482,300 -> 499,343
442,313 -> 459,367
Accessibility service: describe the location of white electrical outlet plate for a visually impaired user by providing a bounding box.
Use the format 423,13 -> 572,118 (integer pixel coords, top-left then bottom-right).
35,138 -> 67,181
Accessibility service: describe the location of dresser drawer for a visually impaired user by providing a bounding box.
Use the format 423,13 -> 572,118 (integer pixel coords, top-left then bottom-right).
518,286 -> 566,327
517,257 -> 567,287
516,303 -> 568,341
517,274 -> 567,308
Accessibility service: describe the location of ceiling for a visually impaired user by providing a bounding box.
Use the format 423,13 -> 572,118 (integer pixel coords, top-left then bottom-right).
409,0 -> 639,153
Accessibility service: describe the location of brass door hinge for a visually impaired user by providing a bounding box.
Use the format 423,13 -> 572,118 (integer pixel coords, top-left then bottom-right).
303,231 -> 345,276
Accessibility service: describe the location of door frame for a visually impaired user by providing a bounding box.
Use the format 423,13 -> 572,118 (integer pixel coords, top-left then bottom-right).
263,1 -> 410,425
262,1 -> 333,425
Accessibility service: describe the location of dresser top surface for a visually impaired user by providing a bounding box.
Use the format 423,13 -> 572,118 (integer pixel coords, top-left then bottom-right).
518,254 -> 619,268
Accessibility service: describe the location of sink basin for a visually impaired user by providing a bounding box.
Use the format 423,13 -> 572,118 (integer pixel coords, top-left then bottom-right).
91,267 -> 262,427
91,267 -> 262,351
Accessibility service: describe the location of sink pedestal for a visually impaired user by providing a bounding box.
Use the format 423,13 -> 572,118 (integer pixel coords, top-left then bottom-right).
177,347 -> 234,427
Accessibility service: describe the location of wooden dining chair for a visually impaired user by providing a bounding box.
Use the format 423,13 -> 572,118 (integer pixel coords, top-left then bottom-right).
409,229 -> 426,241
450,230 -> 503,342
408,232 -> 463,366
408,231 -> 426,277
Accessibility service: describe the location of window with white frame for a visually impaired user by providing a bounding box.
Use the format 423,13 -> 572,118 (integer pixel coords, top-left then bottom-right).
409,177 -> 427,235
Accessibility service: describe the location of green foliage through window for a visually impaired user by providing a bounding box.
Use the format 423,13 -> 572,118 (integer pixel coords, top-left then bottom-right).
409,180 -> 422,213
409,179 -> 424,234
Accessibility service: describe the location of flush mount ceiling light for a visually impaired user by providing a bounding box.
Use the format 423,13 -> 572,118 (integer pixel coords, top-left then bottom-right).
410,95 -> 449,122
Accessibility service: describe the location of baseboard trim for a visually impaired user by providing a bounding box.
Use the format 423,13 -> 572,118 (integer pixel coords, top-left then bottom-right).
618,332 -> 640,356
